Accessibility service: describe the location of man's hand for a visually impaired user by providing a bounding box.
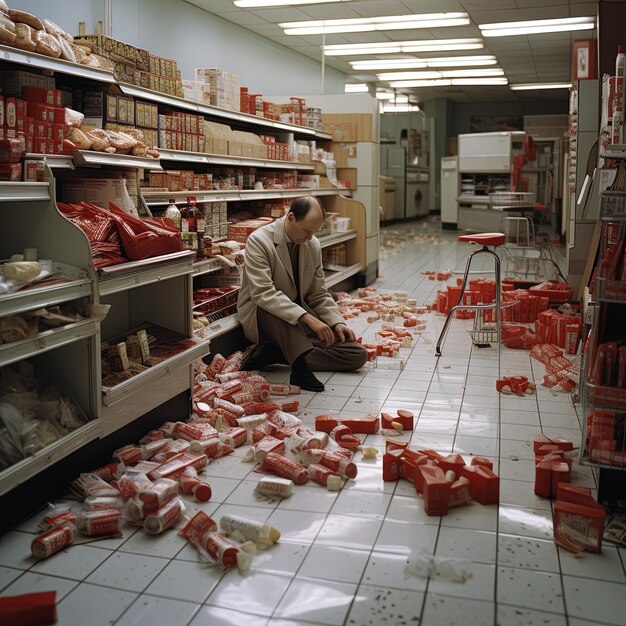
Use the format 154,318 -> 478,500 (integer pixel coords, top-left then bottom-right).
301,313 -> 335,347
334,323 -> 356,343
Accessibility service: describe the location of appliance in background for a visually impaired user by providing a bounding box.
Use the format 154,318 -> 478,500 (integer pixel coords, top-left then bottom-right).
380,143 -> 430,220
441,156 -> 459,229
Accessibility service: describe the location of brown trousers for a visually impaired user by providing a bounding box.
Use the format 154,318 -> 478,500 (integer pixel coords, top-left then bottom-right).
256,308 -> 368,372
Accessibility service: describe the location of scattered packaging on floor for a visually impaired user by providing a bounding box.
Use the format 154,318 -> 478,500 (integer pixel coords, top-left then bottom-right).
530,344 -> 578,391
496,375 -> 536,395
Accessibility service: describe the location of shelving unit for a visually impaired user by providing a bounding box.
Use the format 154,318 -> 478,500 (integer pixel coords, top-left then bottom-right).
0,40 -> 367,497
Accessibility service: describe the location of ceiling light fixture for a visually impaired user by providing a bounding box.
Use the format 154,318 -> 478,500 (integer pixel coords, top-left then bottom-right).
479,16 -> 594,37
234,0 -> 343,6
377,68 -> 504,81
280,13 -> 470,36
351,55 -> 497,71
381,104 -> 421,113
323,38 -> 484,56
510,82 -> 572,90
344,83 -> 369,93
388,77 -> 508,88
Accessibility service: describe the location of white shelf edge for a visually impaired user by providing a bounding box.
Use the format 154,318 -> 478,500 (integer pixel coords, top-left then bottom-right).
72,150 -> 162,170
318,229 -> 357,249
193,258 -> 224,276
97,252 -> 194,296
324,263 -> 362,287
0,44 -> 115,83
158,148 -> 313,171
0,279 -> 92,318
0,181 -> 50,202
0,420 -> 102,496
101,336 -> 210,406
24,154 -> 75,169
202,313 -> 241,340
0,319 -> 98,369
117,82 -> 330,139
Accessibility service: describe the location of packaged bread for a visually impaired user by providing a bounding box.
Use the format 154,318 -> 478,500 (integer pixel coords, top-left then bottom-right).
123,128 -> 145,143
56,35 -> 77,63
86,128 -> 110,152
14,22 -> 37,52
71,43 -> 89,64
64,108 -> 84,128
66,127 -> 92,151
92,54 -> 113,70
81,54 -> 103,68
9,9 -> 44,31
43,18 -> 73,43
34,30 -> 62,57
105,130 -> 136,154
0,14 -> 16,45
0,1 -> 8,16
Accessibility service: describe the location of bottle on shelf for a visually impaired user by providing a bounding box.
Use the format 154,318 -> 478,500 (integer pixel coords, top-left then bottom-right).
163,198 -> 182,229
181,196 -> 199,233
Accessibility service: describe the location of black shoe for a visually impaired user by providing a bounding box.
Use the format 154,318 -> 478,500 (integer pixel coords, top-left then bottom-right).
240,343 -> 286,371
290,368 -> 325,393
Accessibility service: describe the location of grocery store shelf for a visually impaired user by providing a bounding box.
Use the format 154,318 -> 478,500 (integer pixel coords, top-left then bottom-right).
118,82 -> 331,140
72,150 -> 163,170
24,153 -> 75,169
158,148 -> 314,171
0,420 -> 102,497
0,44 -> 115,83
318,229 -> 357,249
0,319 -> 98,369
97,251 -> 194,296
0,181 -> 50,202
324,263 -> 362,288
101,335 -> 210,406
0,278 -> 92,318
601,144 -> 626,159
202,313 -> 241,340
193,257 -> 224,276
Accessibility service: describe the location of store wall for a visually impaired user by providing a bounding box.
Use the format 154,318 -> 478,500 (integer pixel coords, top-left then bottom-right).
10,0 -> 347,94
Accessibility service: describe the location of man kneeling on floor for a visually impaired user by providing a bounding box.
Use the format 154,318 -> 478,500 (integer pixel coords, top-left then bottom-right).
237,195 -> 368,392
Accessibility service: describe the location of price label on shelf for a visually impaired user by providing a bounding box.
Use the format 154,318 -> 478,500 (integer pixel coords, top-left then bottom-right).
35,337 -> 47,350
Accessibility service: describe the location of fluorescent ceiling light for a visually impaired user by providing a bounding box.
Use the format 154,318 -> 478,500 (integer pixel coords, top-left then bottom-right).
280,13 -> 470,35
377,68 -> 504,81
351,55 -> 497,71
510,82 -> 572,90
234,0 -> 343,6
381,104 -> 421,113
323,38 -> 483,56
480,16 -> 594,37
345,83 -> 368,93
388,77 -> 508,88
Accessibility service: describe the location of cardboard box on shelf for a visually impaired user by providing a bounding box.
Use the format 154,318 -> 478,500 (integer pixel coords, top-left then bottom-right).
322,113 -> 373,142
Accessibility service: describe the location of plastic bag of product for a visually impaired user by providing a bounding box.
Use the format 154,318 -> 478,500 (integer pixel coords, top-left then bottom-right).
501,324 -> 539,349
13,22 -> 37,52
0,1 -> 8,16
104,130 -> 137,154
0,316 -> 38,343
85,128 -> 110,152
34,30 -> 62,58
64,108 -> 84,129
43,18 -> 73,43
71,43 -> 89,64
56,34 -> 77,63
0,14 -> 16,45
8,9 -> 44,30
66,127 -> 91,150
81,54 -> 104,68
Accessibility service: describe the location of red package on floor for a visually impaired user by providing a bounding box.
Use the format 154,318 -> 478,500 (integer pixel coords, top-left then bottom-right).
461,465 -> 500,505
420,465 -> 450,516
0,591 -> 57,625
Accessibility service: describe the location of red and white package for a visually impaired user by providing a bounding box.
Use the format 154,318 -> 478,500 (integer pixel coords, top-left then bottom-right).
189,438 -> 234,459
178,511 -> 238,567
172,421 -> 207,442
278,400 -> 300,413
207,353 -> 227,377
259,452 -> 309,484
236,413 -> 268,430
317,450 -> 358,479
37,508 -> 77,532
83,495 -> 125,511
140,439 -> 169,460
138,429 -> 166,445
215,371 -> 250,383
267,410 -> 302,428
75,509 -> 122,536
307,463 -> 339,486
71,473 -> 120,498
215,379 -> 245,399
144,497 -> 184,535
178,466 -> 212,501
210,397 -> 246,418
218,426 -> 248,448
157,422 -> 177,438
138,478 -> 179,513
117,469 -> 153,501
253,435 -> 285,462
112,444 -> 142,466
31,523 -> 75,559
151,439 -> 191,463
147,452 -> 208,481
90,462 -> 123,483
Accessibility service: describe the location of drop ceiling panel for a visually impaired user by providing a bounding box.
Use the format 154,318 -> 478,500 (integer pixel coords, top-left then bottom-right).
471,6 -> 569,22
211,10 -> 267,25
344,0 -> 416,17
399,0 -> 466,11
460,0 -> 517,10
514,0 -> 568,7
246,7 -> 316,22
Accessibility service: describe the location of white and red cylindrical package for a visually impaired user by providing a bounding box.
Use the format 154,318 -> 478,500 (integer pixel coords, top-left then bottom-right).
178,466 -> 212,501
278,400 -> 300,413
179,511 -> 218,544
140,439 -> 169,460
157,421 -> 177,438
220,351 -> 243,374
83,495 -> 125,511
253,435 -> 285,462
71,473 -> 120,498
148,452 -> 199,481
76,509 -> 122,536
144,497 -> 184,535
220,514 -> 280,545
260,452 -> 309,485
207,353 -> 227,377
565,323 -> 580,355
255,476 -> 294,498
203,532 -> 240,567
133,460 -> 160,475
297,427 -> 328,449
112,444 -> 142,467
253,401 -> 280,414
215,379 -> 245,399
267,410 -> 302,428
138,430 -> 166,445
229,391 -> 260,405
90,462 -> 123,483
330,424 -> 361,449
193,401 -> 216,423
318,451 -> 358,479
117,469 -> 153,501
172,421 -> 206,442
151,439 -> 191,463
215,371 -> 250,383
267,383 -> 291,396
210,397 -> 246,418
126,497 -> 145,522
31,523 -> 76,559
236,413 -> 268,430
218,426 -> 248,448
189,438 -> 234,459
252,421 -> 275,443
138,478 -> 179,513
38,509 -> 77,532
307,463 -> 339,486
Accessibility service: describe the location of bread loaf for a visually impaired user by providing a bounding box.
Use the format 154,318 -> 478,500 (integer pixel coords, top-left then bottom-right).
0,14 -> 16,45
34,30 -> 62,58
8,9 -> 44,31
13,22 -> 36,52
67,127 -> 92,151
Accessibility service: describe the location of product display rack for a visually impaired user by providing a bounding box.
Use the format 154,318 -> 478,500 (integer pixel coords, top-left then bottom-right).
0,41 -> 368,496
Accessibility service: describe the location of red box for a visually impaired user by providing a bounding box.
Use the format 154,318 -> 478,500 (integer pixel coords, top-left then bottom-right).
0,163 -> 23,180
32,136 -> 47,154
572,39 -> 597,81
461,465 -> 500,505
420,465 -> 450,516
21,86 -> 63,107
340,415 -> 379,434
28,103 -> 51,123
5,97 -> 17,129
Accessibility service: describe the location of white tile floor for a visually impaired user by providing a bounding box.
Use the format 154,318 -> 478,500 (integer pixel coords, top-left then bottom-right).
2,221 -> 626,625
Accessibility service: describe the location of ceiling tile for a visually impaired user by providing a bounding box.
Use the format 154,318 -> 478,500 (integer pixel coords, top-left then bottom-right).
399,0 -> 466,11
345,0 -> 413,18
472,6 -> 569,23
247,7 -> 316,22
185,0 -> 236,14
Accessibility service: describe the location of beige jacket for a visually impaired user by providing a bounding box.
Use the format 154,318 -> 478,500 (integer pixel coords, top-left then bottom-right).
237,217 -> 344,343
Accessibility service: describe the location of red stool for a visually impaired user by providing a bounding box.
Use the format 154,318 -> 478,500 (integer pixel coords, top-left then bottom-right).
435,232 -> 506,357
